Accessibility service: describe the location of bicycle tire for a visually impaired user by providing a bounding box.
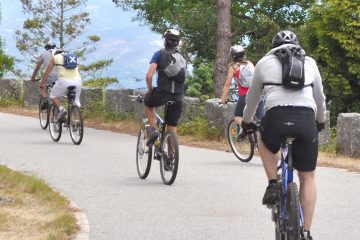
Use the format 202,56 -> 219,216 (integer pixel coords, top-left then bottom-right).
227,119 -> 254,162
273,182 -> 286,240
39,97 -> 49,129
160,132 -> 179,185
69,105 -> 84,145
49,105 -> 62,142
136,128 -> 152,179
286,182 -> 301,240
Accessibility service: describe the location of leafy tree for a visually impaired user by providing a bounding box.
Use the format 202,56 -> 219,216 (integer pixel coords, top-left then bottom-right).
113,0 -> 313,96
0,3 -> 15,77
186,60 -> 215,101
15,0 -> 116,87
300,0 -> 360,125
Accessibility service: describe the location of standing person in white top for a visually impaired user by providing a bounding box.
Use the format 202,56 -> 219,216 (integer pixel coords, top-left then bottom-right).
39,49 -> 81,122
31,41 -> 58,109
242,30 -> 326,240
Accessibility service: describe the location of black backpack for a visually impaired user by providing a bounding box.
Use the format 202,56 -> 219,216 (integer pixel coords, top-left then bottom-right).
157,49 -> 186,93
263,46 -> 312,89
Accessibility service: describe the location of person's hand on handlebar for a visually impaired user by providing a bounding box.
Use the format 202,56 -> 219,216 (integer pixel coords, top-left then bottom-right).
241,121 -> 258,133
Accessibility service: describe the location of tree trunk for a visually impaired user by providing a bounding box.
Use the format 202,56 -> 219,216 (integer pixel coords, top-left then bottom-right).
213,0 -> 231,97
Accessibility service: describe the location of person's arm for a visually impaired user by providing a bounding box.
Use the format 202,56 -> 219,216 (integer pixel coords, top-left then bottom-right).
39,58 -> 55,89
146,63 -> 157,92
219,66 -> 235,104
31,60 -> 43,82
310,58 -> 326,123
242,63 -> 263,123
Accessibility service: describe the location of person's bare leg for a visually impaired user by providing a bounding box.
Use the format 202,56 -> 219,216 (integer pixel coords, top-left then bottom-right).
51,98 -> 61,108
40,88 -> 48,98
167,125 -> 177,133
234,116 -> 243,125
145,106 -> 157,129
258,137 -> 278,180
298,170 -> 317,231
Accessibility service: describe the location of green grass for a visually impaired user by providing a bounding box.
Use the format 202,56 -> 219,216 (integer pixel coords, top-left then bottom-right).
178,116 -> 223,140
319,127 -> 337,154
0,97 -> 22,107
0,165 -> 78,239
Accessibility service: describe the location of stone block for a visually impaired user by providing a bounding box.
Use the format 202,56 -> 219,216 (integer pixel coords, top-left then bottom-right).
23,80 -> 40,107
204,98 -> 236,133
180,96 -> 201,123
336,113 -> 360,157
105,89 -> 134,114
0,79 -> 22,102
318,111 -> 331,146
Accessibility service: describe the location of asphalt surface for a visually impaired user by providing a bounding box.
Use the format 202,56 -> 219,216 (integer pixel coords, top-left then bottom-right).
0,112 -> 359,240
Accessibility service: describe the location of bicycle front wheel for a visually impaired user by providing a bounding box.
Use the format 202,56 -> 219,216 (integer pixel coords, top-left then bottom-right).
286,182 -> 301,240
227,119 -> 254,162
160,132 -> 179,185
39,97 -> 49,129
69,105 -> 84,145
136,128 -> 152,179
49,105 -> 62,142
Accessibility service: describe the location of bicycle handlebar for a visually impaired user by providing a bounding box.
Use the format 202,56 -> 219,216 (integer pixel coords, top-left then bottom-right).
128,94 -> 144,103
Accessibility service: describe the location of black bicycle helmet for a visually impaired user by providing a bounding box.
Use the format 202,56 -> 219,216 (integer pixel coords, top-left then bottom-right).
272,30 -> 299,48
230,45 -> 245,61
44,41 -> 56,50
163,29 -> 180,48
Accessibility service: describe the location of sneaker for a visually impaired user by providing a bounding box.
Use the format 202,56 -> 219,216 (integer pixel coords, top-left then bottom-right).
40,97 -> 49,110
146,127 -> 160,146
301,230 -> 313,240
56,108 -> 67,123
237,130 -> 246,142
262,182 -> 279,206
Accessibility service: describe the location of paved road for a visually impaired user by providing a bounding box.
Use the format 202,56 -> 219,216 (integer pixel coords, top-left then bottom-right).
0,112 -> 359,240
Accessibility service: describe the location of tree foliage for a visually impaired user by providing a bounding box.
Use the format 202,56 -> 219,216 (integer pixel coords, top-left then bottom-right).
113,0 -> 313,95
186,61 -> 215,101
15,0 -> 116,87
0,3 -> 15,77
301,0 -> 360,124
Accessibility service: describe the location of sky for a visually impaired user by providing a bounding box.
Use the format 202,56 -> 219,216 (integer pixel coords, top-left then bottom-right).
1,0 -> 164,89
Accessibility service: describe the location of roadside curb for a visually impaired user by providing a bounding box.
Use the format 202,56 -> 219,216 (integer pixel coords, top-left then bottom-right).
70,200 -> 90,240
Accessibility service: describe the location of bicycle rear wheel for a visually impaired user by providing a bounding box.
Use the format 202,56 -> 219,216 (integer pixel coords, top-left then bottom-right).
227,119 -> 254,162
160,132 -> 179,185
39,97 -> 49,129
49,105 -> 62,142
286,182 -> 301,240
69,105 -> 84,145
136,128 -> 152,179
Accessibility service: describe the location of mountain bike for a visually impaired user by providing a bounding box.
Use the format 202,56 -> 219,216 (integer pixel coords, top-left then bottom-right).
38,82 -> 55,130
227,118 -> 259,162
129,94 -> 179,185
271,136 -> 304,240
49,86 -> 84,145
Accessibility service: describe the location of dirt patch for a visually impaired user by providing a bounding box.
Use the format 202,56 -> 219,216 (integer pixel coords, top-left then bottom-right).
1,106 -> 359,173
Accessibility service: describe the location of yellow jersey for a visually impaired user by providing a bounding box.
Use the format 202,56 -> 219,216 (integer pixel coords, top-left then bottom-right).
54,54 -> 81,81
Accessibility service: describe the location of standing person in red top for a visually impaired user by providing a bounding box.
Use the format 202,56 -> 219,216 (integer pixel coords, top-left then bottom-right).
219,45 -> 264,136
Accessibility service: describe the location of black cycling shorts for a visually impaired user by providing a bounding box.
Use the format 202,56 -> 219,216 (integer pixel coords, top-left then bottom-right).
260,106 -> 318,172
234,94 -> 265,119
144,87 -> 184,126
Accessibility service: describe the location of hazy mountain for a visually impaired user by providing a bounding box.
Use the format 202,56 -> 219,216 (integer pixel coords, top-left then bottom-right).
1,0 -> 162,89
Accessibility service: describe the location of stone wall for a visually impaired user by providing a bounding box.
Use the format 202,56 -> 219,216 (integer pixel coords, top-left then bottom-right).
336,113 -> 360,157
0,78 -> 359,154
0,78 -> 22,102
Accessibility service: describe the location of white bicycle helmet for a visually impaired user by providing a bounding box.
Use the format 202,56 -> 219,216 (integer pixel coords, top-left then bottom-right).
230,45 -> 245,61
272,30 -> 299,48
